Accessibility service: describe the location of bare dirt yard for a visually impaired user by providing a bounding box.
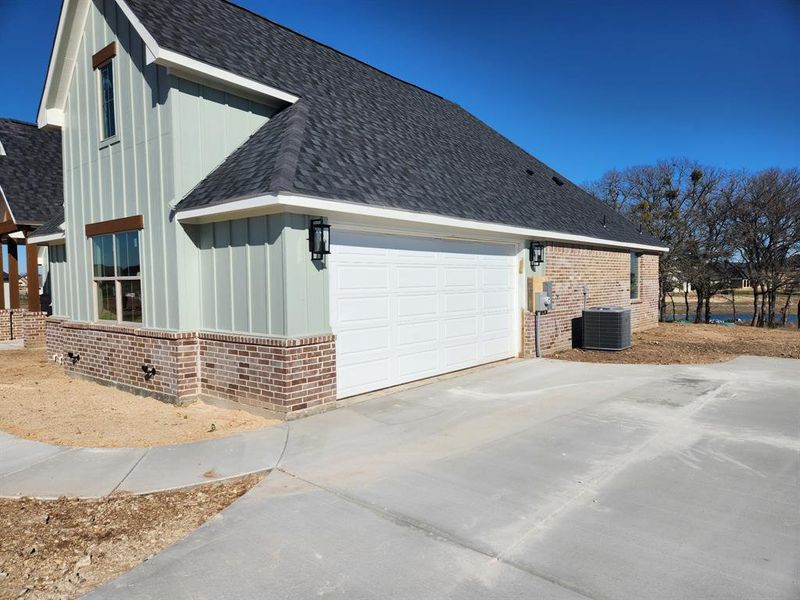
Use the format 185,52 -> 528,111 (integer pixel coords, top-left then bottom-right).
0,349 -> 278,448
0,474 -> 263,600
553,322 -> 800,364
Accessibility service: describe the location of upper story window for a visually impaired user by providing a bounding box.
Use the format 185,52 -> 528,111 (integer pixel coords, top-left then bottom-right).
99,61 -> 116,139
92,230 -> 142,323
630,252 -> 640,300
92,42 -> 118,142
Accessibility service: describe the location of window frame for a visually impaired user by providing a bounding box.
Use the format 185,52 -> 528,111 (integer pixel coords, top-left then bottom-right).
96,58 -> 118,143
630,252 -> 641,301
92,231 -> 142,325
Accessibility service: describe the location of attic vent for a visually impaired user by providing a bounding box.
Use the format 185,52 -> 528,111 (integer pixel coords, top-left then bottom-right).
525,168 -> 534,176
552,176 -> 564,186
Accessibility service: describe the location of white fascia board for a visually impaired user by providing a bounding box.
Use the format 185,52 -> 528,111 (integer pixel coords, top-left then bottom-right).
37,0 -> 92,129
0,139 -> 5,156
115,0 -> 160,57
175,192 -> 670,253
119,0 -> 297,104
155,49 -> 299,105
28,232 -> 67,245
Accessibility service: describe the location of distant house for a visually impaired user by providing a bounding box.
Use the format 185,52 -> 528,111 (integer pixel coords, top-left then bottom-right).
25,0 -> 667,415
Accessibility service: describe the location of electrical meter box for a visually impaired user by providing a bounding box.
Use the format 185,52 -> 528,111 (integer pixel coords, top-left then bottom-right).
534,291 -> 552,312
543,282 -> 555,310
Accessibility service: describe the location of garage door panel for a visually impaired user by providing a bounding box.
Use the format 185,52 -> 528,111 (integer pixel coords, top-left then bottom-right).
396,321 -> 438,346
397,294 -> 438,319
331,231 -> 516,398
336,326 -> 391,355
443,292 -> 477,314
443,316 -> 479,340
483,337 -> 513,358
482,267 -> 513,287
337,296 -> 390,323
443,268 -> 478,287
397,349 -> 440,380
483,291 -> 513,311
336,265 -> 390,291
443,342 -> 479,368
338,359 -> 392,395
397,266 -> 437,289
482,313 -> 513,336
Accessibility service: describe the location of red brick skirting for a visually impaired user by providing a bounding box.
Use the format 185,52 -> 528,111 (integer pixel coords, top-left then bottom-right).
523,244 -> 659,356
45,318 -> 336,415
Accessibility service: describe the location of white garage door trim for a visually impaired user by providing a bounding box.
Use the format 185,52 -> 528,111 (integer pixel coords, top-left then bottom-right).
330,229 -> 519,399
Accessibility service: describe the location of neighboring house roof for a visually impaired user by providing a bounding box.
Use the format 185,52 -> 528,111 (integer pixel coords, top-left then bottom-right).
28,205 -> 66,243
0,118 -> 63,226
123,0 -> 662,248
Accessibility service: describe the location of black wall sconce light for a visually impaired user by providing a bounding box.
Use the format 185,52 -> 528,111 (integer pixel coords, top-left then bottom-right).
141,364 -> 157,380
66,351 -> 80,365
309,218 -> 331,260
529,241 -> 544,269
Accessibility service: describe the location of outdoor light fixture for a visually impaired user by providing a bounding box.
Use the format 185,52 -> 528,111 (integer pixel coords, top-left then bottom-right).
66,351 -> 80,365
529,241 -> 544,268
308,218 -> 331,260
141,364 -> 157,380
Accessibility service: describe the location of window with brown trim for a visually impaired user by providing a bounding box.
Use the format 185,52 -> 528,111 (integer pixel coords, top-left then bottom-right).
92,231 -> 142,323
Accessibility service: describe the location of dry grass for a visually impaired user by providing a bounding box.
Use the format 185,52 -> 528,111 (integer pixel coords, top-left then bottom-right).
0,474 -> 263,600
553,322 -> 800,364
0,349 -> 278,448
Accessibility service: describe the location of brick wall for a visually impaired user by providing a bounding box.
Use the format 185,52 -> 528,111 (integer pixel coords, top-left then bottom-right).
199,333 -> 336,415
0,310 -> 10,342
21,311 -> 47,348
523,244 -> 660,356
45,319 -> 336,416
0,309 -> 47,346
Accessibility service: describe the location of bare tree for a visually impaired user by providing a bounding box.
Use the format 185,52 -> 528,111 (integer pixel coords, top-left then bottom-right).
727,168 -> 800,327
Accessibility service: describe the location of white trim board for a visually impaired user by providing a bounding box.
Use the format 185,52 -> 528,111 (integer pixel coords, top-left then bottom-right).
28,231 -> 66,245
38,0 -> 298,128
175,192 -> 670,253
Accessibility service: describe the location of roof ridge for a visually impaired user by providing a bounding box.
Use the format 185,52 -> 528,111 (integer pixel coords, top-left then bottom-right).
217,0 -> 446,101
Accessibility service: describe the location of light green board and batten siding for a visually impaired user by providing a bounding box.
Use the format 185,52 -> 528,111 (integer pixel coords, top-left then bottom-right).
190,214 -> 329,338
55,0 -> 328,337
45,244 -> 70,318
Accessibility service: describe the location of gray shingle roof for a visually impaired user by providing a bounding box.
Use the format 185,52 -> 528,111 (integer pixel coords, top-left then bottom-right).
126,0 -> 662,248
0,119 -> 63,226
28,204 -> 65,240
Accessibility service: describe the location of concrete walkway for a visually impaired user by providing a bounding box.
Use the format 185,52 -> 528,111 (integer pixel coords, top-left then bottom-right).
87,355 -> 800,600
0,425 -> 287,498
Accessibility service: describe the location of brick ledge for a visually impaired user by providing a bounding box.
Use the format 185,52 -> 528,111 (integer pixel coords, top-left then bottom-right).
51,319 -> 334,346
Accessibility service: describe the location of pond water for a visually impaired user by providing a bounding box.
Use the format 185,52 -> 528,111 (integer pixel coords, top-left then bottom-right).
664,309 -> 797,326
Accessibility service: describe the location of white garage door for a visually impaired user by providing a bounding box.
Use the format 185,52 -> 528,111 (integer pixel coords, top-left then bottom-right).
330,230 -> 518,398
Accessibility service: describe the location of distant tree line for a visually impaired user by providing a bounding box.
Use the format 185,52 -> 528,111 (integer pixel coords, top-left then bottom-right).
586,160 -> 800,327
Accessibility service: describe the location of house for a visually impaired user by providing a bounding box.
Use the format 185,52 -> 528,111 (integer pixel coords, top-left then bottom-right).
27,0 -> 667,416
0,118 -> 62,343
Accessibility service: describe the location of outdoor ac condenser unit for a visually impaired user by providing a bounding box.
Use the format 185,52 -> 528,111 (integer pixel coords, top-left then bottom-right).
582,307 -> 631,351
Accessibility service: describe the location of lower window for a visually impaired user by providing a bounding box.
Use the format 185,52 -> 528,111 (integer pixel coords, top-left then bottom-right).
92,231 -> 142,323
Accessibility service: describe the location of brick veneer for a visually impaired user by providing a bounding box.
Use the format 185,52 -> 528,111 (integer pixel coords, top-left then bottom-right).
199,332 -> 336,415
0,310 -> 10,342
45,318 -> 336,415
0,309 -> 47,347
523,244 -> 659,356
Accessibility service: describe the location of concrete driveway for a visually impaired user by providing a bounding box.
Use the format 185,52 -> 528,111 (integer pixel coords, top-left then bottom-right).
89,356 -> 799,600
